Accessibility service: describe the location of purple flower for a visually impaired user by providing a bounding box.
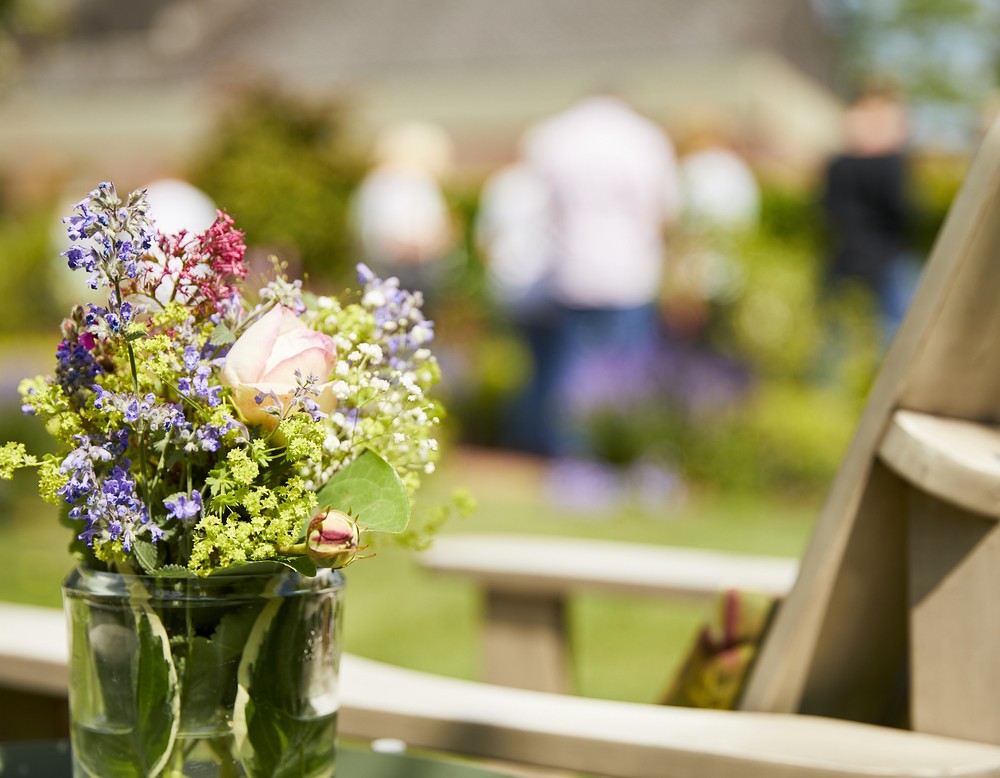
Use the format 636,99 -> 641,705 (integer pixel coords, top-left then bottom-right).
54,337 -> 101,402
164,490 -> 203,523
59,446 -> 154,552
62,181 -> 155,291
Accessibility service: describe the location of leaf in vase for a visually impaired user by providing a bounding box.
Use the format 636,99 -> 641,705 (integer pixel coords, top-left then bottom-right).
132,539 -> 160,574
177,636 -> 225,730
314,449 -> 410,534
232,586 -> 340,777
72,605 -> 180,778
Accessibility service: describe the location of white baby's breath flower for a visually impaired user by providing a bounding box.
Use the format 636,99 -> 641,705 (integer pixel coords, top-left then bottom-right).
358,343 -> 383,362
362,289 -> 386,308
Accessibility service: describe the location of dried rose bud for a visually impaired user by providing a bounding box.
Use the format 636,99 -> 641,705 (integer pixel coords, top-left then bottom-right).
306,509 -> 360,569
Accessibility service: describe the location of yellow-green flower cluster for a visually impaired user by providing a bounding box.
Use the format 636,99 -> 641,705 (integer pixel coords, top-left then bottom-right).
190,440 -> 319,573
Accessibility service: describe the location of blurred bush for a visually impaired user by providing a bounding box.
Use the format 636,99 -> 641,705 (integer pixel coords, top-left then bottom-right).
909,153 -> 967,257
0,200 -> 63,333
189,87 -> 366,289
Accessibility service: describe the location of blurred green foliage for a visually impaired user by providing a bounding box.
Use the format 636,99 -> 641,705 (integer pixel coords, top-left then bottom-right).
189,88 -> 366,289
0,201 -> 63,334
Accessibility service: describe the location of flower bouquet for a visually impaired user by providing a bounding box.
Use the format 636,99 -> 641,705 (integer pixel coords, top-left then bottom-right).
1,182 -> 444,777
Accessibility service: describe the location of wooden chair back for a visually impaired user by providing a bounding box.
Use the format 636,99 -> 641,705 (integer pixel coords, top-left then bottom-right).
743,117 -> 1000,746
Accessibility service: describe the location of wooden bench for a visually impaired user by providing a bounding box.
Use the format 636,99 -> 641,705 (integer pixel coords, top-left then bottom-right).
418,534 -> 798,692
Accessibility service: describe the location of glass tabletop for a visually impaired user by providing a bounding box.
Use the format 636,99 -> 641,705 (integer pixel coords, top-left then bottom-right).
0,739 -> 522,777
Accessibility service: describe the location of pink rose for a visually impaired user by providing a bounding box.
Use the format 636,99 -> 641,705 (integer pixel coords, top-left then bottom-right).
221,305 -> 337,430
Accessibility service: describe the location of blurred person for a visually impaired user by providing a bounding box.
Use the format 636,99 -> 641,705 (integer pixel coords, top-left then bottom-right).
821,86 -> 916,348
665,118 -> 759,339
523,91 -> 682,462
476,159 -> 557,455
351,121 -> 455,302
678,118 -> 760,232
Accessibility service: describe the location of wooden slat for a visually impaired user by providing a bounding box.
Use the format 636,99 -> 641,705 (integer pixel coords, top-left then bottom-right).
879,410 -> 1000,520
0,601 -> 69,696
339,655 -> 1000,778
420,535 -> 798,600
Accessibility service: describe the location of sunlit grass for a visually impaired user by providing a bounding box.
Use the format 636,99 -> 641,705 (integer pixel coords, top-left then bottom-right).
0,446 -> 819,704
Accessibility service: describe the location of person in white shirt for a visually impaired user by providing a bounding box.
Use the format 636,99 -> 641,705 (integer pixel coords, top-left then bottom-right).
351,121 -> 455,301
679,146 -> 760,232
523,93 -> 682,456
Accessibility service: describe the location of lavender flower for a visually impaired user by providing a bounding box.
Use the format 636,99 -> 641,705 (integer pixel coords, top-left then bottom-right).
93,387 -> 186,431
164,490 -> 203,523
62,182 -> 155,291
60,436 -> 159,552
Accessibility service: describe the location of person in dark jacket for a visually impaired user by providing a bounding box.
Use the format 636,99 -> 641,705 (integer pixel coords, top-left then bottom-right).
822,87 -> 915,347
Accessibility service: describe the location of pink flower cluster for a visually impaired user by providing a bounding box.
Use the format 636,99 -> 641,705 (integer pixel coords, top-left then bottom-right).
146,212 -> 248,313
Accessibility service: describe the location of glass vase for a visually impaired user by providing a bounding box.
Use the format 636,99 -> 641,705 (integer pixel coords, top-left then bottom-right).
63,566 -> 345,778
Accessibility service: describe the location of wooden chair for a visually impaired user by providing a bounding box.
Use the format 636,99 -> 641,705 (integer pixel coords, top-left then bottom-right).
8,118 -> 1000,776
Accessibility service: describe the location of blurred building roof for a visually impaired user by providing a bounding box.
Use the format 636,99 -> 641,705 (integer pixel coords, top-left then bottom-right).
0,0 -> 842,183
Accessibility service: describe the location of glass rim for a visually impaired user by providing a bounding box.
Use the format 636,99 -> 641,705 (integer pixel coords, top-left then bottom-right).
62,564 -> 345,600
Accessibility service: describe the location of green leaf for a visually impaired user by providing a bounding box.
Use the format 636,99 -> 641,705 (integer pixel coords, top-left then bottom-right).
132,539 -> 160,574
177,607 -> 259,732
150,564 -> 197,578
177,636 -> 223,728
208,561 -> 286,577
314,449 -> 410,533
276,555 -> 317,577
232,587 -> 339,777
210,322 -> 236,346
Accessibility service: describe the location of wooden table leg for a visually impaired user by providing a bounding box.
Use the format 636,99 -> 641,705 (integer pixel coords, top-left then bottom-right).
483,591 -> 571,693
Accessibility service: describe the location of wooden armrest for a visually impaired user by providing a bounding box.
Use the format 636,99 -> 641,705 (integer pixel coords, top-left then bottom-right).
879,410 -> 1000,519
0,601 -> 68,696
419,534 -> 798,599
340,654 -> 1000,778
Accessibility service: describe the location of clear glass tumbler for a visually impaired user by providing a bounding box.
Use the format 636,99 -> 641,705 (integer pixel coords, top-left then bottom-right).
63,567 -> 345,778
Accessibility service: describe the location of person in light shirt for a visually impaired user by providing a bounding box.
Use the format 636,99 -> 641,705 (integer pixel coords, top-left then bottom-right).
351,121 -> 455,304
523,93 -> 682,457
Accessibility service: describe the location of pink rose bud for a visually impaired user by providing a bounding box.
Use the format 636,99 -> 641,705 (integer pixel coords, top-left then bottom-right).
306,510 -> 360,569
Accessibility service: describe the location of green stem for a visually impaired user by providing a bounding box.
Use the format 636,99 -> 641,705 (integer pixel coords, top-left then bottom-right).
115,279 -> 153,514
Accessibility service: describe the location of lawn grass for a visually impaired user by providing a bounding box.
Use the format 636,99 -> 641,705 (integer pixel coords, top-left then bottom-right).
0,446 -> 820,704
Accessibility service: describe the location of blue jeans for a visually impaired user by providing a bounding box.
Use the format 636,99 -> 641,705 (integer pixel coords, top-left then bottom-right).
544,303 -> 659,458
